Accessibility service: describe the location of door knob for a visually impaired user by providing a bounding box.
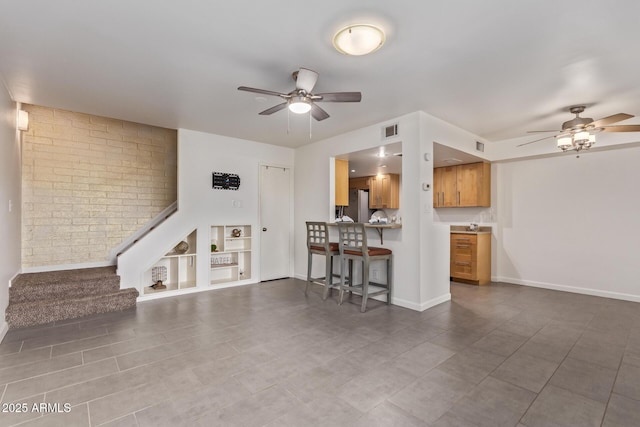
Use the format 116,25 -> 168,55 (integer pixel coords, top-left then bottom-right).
262,227 -> 267,232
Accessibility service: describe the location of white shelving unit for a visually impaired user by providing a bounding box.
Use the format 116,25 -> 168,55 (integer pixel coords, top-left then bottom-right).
144,230 -> 197,295
210,225 -> 252,286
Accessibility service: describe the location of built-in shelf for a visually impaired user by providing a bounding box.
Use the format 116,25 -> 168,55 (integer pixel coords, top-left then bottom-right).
143,230 -> 197,295
210,225 -> 251,286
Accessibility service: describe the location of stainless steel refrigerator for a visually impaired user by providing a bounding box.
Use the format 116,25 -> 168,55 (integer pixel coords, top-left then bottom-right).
344,189 -> 370,222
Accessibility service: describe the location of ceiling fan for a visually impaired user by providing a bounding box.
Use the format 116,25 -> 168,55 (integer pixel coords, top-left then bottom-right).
237,67 -> 361,121
518,106 -> 640,151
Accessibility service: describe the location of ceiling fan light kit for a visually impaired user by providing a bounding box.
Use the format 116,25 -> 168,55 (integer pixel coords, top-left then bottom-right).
288,96 -> 311,114
333,24 -> 385,56
519,105 -> 640,152
238,67 -> 362,123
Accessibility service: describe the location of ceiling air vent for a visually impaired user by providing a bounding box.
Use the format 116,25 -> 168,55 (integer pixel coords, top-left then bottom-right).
382,123 -> 399,140
443,158 -> 463,164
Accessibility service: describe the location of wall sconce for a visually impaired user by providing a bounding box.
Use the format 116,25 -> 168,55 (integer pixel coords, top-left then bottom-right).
17,110 -> 29,131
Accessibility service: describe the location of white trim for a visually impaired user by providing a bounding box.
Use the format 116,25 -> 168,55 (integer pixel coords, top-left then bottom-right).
495,276 -> 640,303
137,279 -> 259,302
8,270 -> 21,287
22,261 -> 113,274
294,273 -> 451,312
0,321 -> 8,343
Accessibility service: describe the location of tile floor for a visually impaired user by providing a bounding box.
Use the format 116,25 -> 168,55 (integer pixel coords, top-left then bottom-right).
0,279 -> 639,426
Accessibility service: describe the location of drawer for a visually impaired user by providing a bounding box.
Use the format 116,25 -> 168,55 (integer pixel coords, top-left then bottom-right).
451,260 -> 476,279
451,234 -> 477,244
451,234 -> 476,258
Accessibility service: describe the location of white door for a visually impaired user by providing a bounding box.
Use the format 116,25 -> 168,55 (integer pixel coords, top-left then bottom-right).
260,165 -> 291,281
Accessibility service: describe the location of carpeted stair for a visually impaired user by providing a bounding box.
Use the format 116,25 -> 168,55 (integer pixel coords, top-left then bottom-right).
6,266 -> 138,328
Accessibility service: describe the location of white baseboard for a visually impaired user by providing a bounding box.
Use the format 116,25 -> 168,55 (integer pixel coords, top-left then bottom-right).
495,276 -> 640,303
9,270 -> 21,287
388,293 -> 450,312
0,321 -> 8,343
22,261 -> 114,274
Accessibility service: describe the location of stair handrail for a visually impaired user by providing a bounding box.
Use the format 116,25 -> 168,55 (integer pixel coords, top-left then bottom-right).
110,201 -> 178,262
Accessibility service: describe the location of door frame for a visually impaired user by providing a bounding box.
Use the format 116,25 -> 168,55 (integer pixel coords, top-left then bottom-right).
258,163 -> 294,281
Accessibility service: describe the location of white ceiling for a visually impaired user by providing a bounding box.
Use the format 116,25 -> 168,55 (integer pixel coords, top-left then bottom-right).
338,142 -> 403,177
2,1 -> 640,148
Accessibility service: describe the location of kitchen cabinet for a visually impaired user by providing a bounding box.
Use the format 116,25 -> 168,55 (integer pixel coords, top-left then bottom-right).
349,177 -> 370,190
369,173 -> 399,209
434,162 -> 490,208
433,166 -> 458,207
450,232 -> 491,285
335,159 -> 349,206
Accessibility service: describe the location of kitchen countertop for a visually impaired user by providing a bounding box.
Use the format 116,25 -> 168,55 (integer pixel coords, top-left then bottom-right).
450,225 -> 492,235
328,222 -> 401,244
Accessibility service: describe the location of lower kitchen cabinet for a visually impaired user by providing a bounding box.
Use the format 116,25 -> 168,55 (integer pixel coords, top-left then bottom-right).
450,232 -> 491,285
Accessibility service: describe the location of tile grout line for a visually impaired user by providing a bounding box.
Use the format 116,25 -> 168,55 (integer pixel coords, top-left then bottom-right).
3,357 -> 120,403
514,316 -> 607,426
598,326 -> 632,427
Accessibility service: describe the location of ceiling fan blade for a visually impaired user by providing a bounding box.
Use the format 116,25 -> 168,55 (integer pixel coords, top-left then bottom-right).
238,86 -> 287,98
516,135 -> 556,147
314,92 -> 362,102
310,103 -> 330,121
295,68 -> 319,93
600,124 -> 640,132
589,113 -> 633,128
259,102 -> 288,115
526,130 -> 561,133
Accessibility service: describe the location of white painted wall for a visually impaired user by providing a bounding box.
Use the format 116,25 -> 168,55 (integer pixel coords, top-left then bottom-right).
0,87 -> 21,339
294,111 -> 486,310
494,146 -> 640,301
118,129 -> 294,293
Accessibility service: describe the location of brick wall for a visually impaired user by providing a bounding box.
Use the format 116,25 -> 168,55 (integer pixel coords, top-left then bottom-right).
21,104 -> 177,268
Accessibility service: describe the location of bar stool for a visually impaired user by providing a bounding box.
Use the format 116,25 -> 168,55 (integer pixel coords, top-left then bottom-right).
305,222 -> 341,300
337,222 -> 392,313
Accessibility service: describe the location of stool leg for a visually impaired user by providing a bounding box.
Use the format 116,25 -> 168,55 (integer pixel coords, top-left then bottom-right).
338,256 -> 346,305
322,253 -> 332,300
387,256 -> 393,305
305,251 -> 312,296
361,258 -> 369,313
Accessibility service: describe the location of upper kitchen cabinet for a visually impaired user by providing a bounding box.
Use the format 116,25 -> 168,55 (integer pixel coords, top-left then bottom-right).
349,176 -> 370,190
335,159 -> 349,206
433,166 -> 458,207
434,162 -> 490,208
369,173 -> 399,209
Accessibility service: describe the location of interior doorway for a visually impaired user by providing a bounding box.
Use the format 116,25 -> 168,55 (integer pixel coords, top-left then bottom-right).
259,164 -> 292,281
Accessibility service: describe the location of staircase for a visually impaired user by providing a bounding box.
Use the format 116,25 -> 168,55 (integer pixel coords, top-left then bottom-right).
6,266 -> 138,328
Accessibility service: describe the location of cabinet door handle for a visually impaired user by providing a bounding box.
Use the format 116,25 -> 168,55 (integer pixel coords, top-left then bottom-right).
457,191 -> 460,205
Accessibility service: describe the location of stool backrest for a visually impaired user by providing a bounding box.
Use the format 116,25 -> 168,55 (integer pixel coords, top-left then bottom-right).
306,222 -> 330,250
337,222 -> 368,256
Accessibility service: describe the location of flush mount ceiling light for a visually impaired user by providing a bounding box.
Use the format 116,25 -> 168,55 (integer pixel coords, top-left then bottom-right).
333,24 -> 385,56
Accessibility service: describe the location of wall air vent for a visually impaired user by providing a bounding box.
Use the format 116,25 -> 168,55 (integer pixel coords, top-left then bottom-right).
382,123 -> 399,140
476,141 -> 485,152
